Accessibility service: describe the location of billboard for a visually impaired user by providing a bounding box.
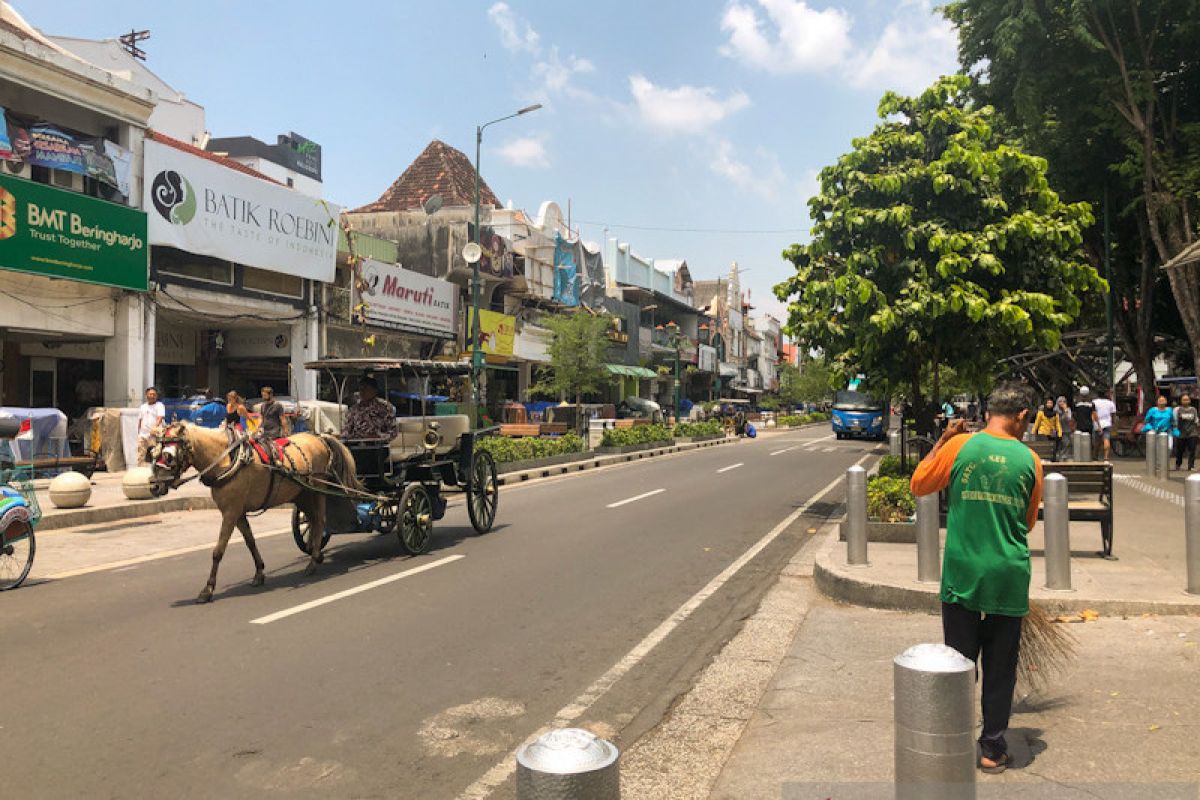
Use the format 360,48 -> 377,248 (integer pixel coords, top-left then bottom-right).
467,308 -> 515,358
356,259 -> 456,339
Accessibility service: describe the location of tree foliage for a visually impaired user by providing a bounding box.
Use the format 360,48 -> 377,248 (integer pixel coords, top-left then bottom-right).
778,360 -> 836,406
533,311 -> 612,420
775,76 -> 1105,410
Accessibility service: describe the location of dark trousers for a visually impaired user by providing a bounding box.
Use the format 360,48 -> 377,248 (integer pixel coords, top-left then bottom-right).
1175,436 -> 1198,470
941,602 -> 1023,760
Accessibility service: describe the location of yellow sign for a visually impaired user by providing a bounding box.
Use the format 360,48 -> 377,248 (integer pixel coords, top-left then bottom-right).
467,308 -> 515,358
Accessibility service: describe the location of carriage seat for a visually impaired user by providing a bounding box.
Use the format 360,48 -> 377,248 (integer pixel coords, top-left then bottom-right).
388,415 -> 471,461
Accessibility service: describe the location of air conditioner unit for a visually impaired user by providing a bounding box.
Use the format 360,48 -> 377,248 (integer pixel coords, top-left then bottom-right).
3,160 -> 30,179
51,168 -> 83,192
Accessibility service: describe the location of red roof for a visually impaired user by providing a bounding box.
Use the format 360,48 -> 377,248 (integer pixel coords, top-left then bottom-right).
147,130 -> 281,185
353,139 -> 498,213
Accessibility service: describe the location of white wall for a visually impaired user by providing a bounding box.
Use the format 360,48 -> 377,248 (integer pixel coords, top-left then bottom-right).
229,155 -> 323,198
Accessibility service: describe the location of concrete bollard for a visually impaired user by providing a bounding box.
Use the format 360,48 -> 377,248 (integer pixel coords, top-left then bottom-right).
889,429 -> 902,457
916,492 -> 940,584
516,728 -> 620,800
1156,433 -> 1172,480
1146,431 -> 1158,477
894,643 -> 976,800
1186,474 -> 1200,596
1070,431 -> 1083,462
846,465 -> 868,566
1043,473 -> 1072,591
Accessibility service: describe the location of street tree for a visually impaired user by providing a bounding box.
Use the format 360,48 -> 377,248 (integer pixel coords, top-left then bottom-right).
778,360 -> 835,406
775,75 -> 1105,427
534,311 -> 613,434
945,0 -> 1200,385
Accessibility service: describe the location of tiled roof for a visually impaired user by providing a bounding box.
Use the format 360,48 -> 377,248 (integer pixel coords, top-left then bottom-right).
353,139 -> 498,213
147,130 -> 281,185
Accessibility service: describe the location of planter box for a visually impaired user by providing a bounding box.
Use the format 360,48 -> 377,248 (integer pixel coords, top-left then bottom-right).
838,519 -> 918,543
496,450 -> 590,475
595,441 -> 674,454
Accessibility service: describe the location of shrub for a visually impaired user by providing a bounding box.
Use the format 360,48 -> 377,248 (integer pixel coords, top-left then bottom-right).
867,476 -> 915,522
601,423 -> 674,448
674,420 -> 724,438
876,455 -> 917,478
779,415 -> 804,427
477,433 -> 584,464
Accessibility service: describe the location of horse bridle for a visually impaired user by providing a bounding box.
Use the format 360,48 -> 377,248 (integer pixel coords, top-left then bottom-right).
150,425 -> 191,496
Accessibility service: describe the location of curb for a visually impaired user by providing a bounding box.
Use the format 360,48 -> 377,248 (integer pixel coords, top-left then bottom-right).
38,495 -> 218,532
496,436 -> 739,486
813,538 -> 1200,618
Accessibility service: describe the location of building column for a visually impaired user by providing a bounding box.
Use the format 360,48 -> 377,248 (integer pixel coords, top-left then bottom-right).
143,297 -> 156,392
105,294 -> 146,407
291,315 -> 317,401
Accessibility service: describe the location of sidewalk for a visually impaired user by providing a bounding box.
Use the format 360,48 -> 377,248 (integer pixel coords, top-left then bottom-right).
817,463 -> 1200,616
31,470 -> 216,531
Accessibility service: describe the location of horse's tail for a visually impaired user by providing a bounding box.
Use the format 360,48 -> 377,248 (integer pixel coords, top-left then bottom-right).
320,434 -> 365,494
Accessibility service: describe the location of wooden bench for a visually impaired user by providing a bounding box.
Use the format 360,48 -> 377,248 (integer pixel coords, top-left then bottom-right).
1024,437 -> 1058,462
539,423 -> 569,436
499,423 -> 542,438
1037,461 -> 1114,558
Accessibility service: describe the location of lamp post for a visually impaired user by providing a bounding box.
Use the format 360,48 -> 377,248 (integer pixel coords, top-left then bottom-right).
471,103 -> 542,408
658,321 -> 683,423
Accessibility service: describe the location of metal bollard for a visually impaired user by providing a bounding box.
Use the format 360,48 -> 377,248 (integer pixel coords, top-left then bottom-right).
894,643 -> 976,800
916,492 -> 940,583
846,465 -> 868,566
889,429 -> 902,457
1146,431 -> 1158,477
1186,475 -> 1200,596
1156,433 -> 1172,480
1043,473 -> 1072,590
516,728 -> 620,800
1070,431 -> 1082,462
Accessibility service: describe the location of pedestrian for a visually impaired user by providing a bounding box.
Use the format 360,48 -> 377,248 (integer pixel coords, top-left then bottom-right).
136,387 -> 165,465
1054,396 -> 1072,460
223,390 -> 247,432
1143,395 -> 1174,461
1093,391 -> 1117,461
1072,387 -> 1097,458
910,383 -> 1043,775
256,386 -> 288,440
1172,394 -> 1198,472
1032,397 -> 1062,459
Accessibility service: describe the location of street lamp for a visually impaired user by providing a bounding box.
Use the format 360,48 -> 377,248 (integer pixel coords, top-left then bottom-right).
471,103 -> 543,410
659,321 -> 683,423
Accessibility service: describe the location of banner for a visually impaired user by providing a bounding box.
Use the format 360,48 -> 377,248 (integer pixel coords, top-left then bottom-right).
78,140 -> 118,188
143,139 -> 339,282
357,259 -> 456,338
552,232 -> 579,306
467,308 -> 515,358
0,172 -> 147,290
104,139 -> 132,197
0,107 -> 14,160
28,125 -> 87,174
467,223 -> 514,277
578,239 -> 605,309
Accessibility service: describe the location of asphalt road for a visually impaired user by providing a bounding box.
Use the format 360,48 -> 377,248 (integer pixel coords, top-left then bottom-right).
1,429 -> 879,799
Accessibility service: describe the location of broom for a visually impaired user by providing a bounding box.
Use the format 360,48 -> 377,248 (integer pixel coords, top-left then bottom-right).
1017,601 -> 1078,695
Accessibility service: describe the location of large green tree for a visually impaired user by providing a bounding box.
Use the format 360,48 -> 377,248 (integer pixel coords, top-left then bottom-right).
775,76 -> 1105,422
534,311 -> 613,433
778,360 -> 836,406
946,0 -> 1200,384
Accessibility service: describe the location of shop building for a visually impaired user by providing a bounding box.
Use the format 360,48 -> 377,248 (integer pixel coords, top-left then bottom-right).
207,132 -> 323,197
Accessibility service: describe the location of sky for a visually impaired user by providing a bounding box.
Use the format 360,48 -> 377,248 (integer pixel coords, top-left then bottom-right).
23,0 -> 960,324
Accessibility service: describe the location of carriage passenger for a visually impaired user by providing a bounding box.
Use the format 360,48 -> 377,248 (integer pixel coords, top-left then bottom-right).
342,377 -> 398,440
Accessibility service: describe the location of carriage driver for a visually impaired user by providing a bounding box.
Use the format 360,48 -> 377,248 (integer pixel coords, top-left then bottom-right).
342,377 -> 398,440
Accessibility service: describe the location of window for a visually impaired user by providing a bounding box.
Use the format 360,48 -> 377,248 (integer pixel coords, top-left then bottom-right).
286,177 -> 294,188
156,246 -> 234,285
243,266 -> 303,298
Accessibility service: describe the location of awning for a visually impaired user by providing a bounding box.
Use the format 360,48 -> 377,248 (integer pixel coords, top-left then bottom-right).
606,364 -> 657,378
733,386 -> 764,394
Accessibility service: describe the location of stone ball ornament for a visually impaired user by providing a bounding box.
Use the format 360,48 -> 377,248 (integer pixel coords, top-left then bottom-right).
122,466 -> 156,500
48,470 -> 92,509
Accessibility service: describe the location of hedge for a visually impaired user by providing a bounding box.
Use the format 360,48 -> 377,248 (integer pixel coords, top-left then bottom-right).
477,433 -> 584,464
674,420 -> 724,438
779,411 -> 830,427
867,475 -> 915,522
601,424 -> 674,448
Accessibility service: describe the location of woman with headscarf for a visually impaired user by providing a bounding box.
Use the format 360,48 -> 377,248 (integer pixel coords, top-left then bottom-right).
1032,398 -> 1062,461
1054,396 -> 1072,460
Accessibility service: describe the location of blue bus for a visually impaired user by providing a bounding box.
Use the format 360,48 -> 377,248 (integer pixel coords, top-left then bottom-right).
832,389 -> 889,441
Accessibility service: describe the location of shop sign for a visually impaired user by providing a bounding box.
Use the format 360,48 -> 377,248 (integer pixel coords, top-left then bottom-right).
698,345 -> 717,373
356,259 -> 456,339
221,328 -> 291,358
0,172 -> 147,290
514,324 -> 551,363
466,308 -> 515,358
679,337 -> 699,364
19,327 -> 196,365
143,139 -> 339,282
276,132 -> 322,181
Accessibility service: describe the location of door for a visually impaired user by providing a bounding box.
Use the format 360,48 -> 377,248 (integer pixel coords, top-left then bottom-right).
30,356 -> 56,408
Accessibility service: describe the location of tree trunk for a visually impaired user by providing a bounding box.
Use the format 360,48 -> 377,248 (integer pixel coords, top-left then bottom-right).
575,391 -> 584,438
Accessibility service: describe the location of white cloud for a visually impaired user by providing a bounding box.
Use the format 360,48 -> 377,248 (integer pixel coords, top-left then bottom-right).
496,134 -> 549,168
533,47 -> 595,96
488,2 -> 540,54
708,139 -> 787,199
629,75 -> 751,135
719,0 -> 854,73
850,2 -> 958,93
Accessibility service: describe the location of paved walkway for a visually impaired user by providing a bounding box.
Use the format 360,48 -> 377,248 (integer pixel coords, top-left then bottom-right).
31,470 -> 215,530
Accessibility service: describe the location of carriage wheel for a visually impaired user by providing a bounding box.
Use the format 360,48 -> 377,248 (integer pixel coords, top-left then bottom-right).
291,507 -> 331,555
467,450 -> 499,534
0,521 -> 35,591
397,484 -> 434,556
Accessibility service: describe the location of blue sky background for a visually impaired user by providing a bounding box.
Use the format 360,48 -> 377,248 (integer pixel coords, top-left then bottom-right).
24,0 -> 959,323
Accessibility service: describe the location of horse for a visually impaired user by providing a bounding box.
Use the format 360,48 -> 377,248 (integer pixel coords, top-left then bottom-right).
149,421 -> 362,603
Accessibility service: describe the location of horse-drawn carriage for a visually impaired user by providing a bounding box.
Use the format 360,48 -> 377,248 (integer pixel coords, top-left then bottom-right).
0,417 -> 39,590
296,358 -> 500,556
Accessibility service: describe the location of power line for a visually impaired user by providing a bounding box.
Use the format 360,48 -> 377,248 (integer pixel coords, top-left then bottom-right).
572,219 -> 810,235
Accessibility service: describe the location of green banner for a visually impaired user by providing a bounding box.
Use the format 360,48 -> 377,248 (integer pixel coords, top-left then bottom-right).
0,173 -> 147,291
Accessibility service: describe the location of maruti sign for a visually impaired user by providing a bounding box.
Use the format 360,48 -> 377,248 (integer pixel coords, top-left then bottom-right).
357,259 -> 457,339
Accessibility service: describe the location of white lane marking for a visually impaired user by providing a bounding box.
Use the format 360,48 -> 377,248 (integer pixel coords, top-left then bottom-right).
42,526 -> 292,580
250,555 -> 465,625
606,489 -> 665,508
823,446 -> 837,453
457,452 -> 875,800
770,446 -> 798,456
716,463 -> 744,473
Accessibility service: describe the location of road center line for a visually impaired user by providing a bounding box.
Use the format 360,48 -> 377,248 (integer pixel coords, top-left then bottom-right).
605,489 -> 665,509
770,446 -> 797,456
458,452 -> 875,800
250,555 -> 464,625
716,463 -> 744,473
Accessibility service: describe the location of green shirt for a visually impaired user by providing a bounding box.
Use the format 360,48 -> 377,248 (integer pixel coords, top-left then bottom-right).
911,431 -> 1043,617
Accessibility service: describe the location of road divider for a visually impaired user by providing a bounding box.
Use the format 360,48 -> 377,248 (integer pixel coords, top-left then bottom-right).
716,463 -> 744,473
250,555 -> 465,625
606,489 -> 665,509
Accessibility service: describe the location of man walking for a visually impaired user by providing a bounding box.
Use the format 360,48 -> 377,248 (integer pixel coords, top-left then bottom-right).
1173,394 -> 1198,471
136,387 -> 165,465
911,383 -> 1044,774
1093,391 -> 1117,461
